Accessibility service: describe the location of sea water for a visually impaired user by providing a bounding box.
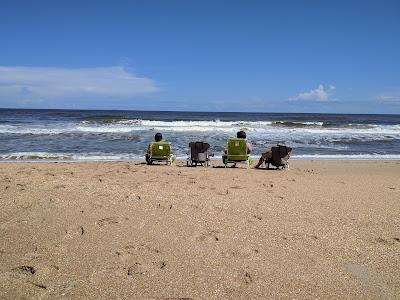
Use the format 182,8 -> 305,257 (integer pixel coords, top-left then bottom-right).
1,109 -> 400,161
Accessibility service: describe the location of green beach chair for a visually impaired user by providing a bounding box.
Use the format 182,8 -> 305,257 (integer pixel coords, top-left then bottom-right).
224,138 -> 250,168
148,142 -> 173,165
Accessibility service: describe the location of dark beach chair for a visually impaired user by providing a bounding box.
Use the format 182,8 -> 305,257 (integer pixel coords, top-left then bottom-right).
266,145 -> 292,170
187,141 -> 212,167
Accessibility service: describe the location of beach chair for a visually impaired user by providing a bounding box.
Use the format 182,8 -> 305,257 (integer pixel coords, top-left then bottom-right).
147,142 -> 173,165
187,141 -> 212,167
224,138 -> 250,168
266,145 -> 292,170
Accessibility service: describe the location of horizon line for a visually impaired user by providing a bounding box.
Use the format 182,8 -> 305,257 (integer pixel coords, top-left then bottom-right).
0,107 -> 399,116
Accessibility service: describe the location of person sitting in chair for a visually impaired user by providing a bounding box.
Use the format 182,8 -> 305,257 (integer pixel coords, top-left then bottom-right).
146,132 -> 163,164
254,144 -> 292,169
222,130 -> 252,164
253,150 -> 273,169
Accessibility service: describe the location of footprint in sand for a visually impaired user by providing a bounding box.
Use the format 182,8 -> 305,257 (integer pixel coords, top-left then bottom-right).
375,237 -> 395,246
126,262 -> 144,276
230,186 -> 244,189
196,230 -> 220,242
222,249 -> 254,259
16,183 -> 27,191
244,271 -> 253,284
96,217 -> 119,227
135,243 -> 161,254
156,203 -> 173,210
125,195 -> 141,201
213,205 -> 223,212
116,243 -> 162,260
216,189 -> 229,195
63,225 -> 86,237
126,260 -> 167,277
253,215 -> 262,221
13,266 -> 36,276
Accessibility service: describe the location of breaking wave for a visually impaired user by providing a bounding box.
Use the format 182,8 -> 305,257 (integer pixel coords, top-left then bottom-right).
1,109 -> 400,161
1,119 -> 399,135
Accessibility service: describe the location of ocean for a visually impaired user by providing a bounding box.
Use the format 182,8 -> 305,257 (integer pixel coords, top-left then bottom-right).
1,108 -> 400,161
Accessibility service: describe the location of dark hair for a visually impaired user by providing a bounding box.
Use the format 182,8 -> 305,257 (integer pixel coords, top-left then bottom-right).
155,132 -> 162,142
237,130 -> 246,139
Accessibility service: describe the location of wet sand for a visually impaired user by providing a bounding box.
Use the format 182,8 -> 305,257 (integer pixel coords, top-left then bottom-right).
0,160 -> 399,299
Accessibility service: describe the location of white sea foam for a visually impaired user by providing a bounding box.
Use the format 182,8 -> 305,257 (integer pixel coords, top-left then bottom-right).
2,151 -> 400,162
1,120 -> 400,145
292,154 -> 400,160
0,152 -> 74,160
0,152 -> 141,161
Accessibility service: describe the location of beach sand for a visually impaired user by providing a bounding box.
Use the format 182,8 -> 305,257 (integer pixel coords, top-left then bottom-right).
0,160 -> 399,299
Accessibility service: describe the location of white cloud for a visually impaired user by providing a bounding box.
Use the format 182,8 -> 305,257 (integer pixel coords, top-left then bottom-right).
376,95 -> 400,104
0,66 -> 158,104
290,84 -> 335,102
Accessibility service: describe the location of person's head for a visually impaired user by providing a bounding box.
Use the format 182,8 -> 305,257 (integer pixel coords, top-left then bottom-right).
154,132 -> 162,142
237,130 -> 246,139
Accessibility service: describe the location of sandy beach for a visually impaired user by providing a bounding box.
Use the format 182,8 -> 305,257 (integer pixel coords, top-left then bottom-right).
0,160 -> 399,299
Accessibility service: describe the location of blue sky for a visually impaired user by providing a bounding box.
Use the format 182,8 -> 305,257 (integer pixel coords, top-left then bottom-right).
0,0 -> 399,113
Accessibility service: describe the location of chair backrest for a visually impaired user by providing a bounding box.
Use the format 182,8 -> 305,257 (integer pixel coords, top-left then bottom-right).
227,138 -> 248,161
189,141 -> 210,162
271,145 -> 292,166
151,142 -> 171,158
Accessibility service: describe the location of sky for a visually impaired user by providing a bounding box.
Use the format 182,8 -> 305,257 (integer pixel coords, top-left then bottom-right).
0,0 -> 399,114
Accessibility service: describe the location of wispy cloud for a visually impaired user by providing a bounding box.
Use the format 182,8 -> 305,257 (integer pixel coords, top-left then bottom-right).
290,84 -> 335,102
0,66 -> 158,105
376,95 -> 400,104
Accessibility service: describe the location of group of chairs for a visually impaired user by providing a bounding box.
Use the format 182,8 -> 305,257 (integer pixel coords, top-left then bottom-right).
147,138 -> 292,170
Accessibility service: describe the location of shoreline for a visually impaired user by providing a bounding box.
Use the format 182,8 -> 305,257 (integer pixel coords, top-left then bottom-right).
2,156 -> 400,163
